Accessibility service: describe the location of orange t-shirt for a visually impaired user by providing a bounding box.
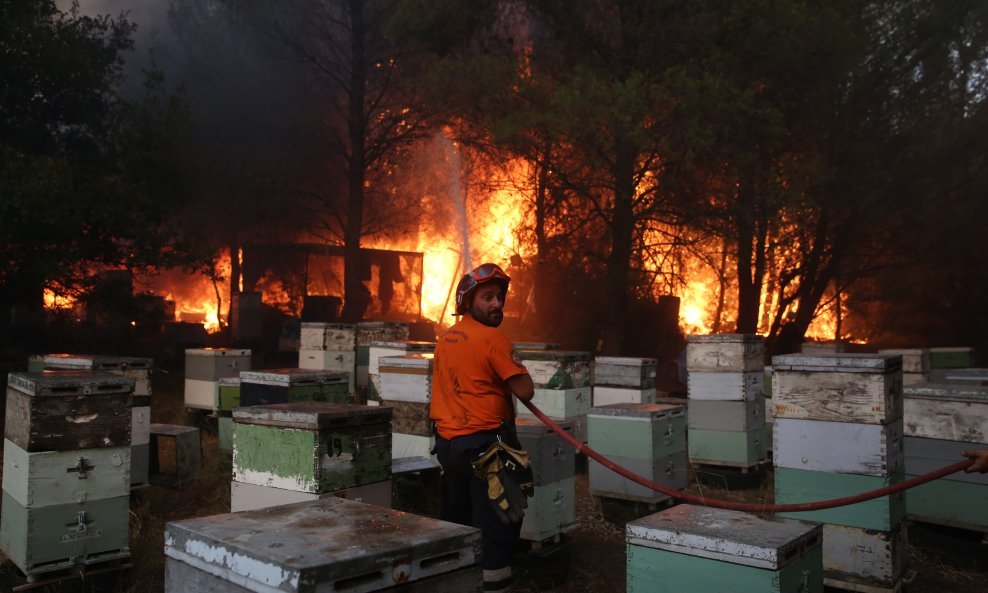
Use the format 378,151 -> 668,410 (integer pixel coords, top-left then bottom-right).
430,315 -> 530,440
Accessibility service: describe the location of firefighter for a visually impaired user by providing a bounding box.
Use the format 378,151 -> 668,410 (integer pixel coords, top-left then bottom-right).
430,262 -> 535,593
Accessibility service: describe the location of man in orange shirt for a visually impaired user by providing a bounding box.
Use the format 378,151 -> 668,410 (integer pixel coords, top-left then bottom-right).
431,262 -> 535,593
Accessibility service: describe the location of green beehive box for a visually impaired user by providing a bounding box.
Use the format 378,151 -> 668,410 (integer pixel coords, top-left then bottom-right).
217,413 -> 233,453
587,403 -> 686,460
233,403 -> 392,493
776,467 -> 906,531
906,475 -> 988,533
239,369 -> 350,407
626,504 -> 823,593
929,347 -> 975,369
0,491 -> 129,577
217,377 -> 240,412
687,427 -> 766,467
27,356 -> 45,373
3,439 -> 130,508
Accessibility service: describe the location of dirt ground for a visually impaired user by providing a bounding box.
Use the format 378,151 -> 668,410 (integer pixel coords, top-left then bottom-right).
1,365 -> 987,593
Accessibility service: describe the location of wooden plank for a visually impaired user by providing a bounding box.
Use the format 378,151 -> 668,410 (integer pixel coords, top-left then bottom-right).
928,346 -> 975,369
773,418 -> 903,476
299,323 -> 355,351
587,407 -> 686,460
163,497 -> 481,593
380,399 -> 431,436
515,387 -> 591,419
234,403 -> 391,430
903,396 -> 988,442
184,378 -> 218,410
772,369 -> 902,424
771,353 -> 901,373
519,353 -> 591,389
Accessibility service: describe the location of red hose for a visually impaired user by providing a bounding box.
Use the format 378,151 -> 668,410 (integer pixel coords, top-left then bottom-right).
520,399 -> 975,514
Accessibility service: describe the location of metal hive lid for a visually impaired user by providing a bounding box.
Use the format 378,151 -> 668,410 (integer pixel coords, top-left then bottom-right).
626,504 -> 822,570
771,352 -> 902,373
164,498 -> 480,593
7,371 -> 135,396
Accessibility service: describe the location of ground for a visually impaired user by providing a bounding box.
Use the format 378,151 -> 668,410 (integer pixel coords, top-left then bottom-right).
1,366 -> 987,592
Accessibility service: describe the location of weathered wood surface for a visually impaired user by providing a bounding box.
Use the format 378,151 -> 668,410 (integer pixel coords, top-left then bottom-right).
591,386 -> 656,406
132,405 -> 151,446
380,399 -> 430,436
217,378 -> 240,412
380,372 -> 433,404
688,371 -> 764,401
512,342 -> 560,351
773,418 -> 903,476
822,524 -> 906,588
772,370 -> 902,424
877,349 -> 930,374
299,322 -> 356,351
519,477 -> 578,542
626,504 -> 823,570
184,349 -> 250,381
3,439 -> 130,507
298,349 -> 355,370
369,342 -> 435,375
592,357 -> 658,388
234,403 -> 391,430
903,396 -> 988,442
164,497 -> 481,593
772,353 -> 902,373
356,321 -> 410,346
686,334 -> 764,372
519,352 -> 591,389
5,388 -> 131,452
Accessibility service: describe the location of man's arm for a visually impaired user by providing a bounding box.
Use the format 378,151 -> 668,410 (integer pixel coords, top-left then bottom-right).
506,373 -> 535,402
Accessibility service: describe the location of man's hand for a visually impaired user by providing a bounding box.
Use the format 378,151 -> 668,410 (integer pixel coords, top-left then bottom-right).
962,450 -> 988,473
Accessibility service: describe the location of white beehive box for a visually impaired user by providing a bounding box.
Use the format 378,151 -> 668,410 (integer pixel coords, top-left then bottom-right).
230,479 -> 392,512
903,383 -> 988,442
592,356 -> 657,389
518,351 -> 591,389
379,354 -> 434,403
773,418 -> 903,476
877,348 -> 930,374
686,334 -> 764,373
822,524 -> 906,589
771,354 -> 903,424
299,322 -> 356,351
688,371 -> 764,401
592,386 -> 657,406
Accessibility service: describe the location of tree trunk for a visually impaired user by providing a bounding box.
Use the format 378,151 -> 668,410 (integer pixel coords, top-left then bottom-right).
735,174 -> 766,333
602,138 -> 636,354
227,237 -> 241,328
340,0 -> 368,323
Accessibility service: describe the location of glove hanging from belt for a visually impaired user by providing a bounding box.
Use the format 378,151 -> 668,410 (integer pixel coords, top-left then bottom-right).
471,438 -> 535,525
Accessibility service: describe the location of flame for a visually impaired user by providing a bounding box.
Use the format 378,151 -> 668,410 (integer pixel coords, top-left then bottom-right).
43,288 -> 76,310
135,252 -> 231,333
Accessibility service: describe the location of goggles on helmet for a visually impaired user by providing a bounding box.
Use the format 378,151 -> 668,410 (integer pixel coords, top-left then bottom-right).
455,263 -> 511,314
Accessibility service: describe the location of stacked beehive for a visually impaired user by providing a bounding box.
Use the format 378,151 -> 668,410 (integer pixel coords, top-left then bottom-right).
879,348 -> 930,385
0,372 -> 133,578
512,341 -> 561,350
515,351 -> 592,443
773,353 -> 906,591
356,321 -> 410,393
686,334 -> 767,469
367,340 -> 435,404
33,354 -> 153,487
216,377 -> 239,453
626,505 -> 823,593
903,383 -> 988,534
239,368 -> 350,407
763,365 -> 774,453
184,348 -> 250,412
165,497 -> 483,592
298,322 -> 358,394
588,402 -> 687,506
231,403 -> 393,511
516,418 -> 577,543
591,356 -> 658,406
379,354 -> 435,460
928,346 -> 976,382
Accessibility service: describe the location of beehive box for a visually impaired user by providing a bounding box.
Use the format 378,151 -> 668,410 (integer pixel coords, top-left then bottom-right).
771,354 -> 903,424
944,368 -> 988,385
299,322 -> 356,351
393,432 -> 436,462
776,467 -> 906,531
520,477 -> 578,543
592,356 -> 657,389
877,348 -> 930,374
298,349 -> 356,371
687,428 -> 766,467
40,354 -> 153,396
518,350 -> 591,389
3,439 -> 130,507
587,403 -> 686,460
5,372 -> 133,452
821,524 -> 906,589
217,377 -> 241,412
904,436 -> 988,485
218,414 -> 233,453
903,383 -> 988,442
184,378 -> 219,410
132,442 -> 149,487
379,355 -> 434,403
517,418 -> 574,486
688,371 -> 764,401
626,505 -> 823,593
929,346 -> 975,369
233,403 -> 391,493
239,369 -> 350,407
592,386 -> 656,406
512,342 -> 561,351
516,387 -> 591,419
185,348 -> 251,381
369,341 -> 435,400
356,321 -> 410,346
686,334 -> 764,372
380,399 -> 431,437
164,497 -> 481,593
230,479 -> 392,512
687,398 -> 765,432
589,451 -> 687,503
0,491 -> 130,577
773,418 -> 904,476
905,475 -> 988,532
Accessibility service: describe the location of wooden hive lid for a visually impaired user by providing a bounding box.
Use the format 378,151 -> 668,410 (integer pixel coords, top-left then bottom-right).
771,352 -> 902,373
239,368 -> 349,386
904,382 -> 988,402
234,402 -> 392,429
687,333 -> 763,344
626,504 -> 822,570
588,402 -> 685,419
594,356 -> 658,366
185,347 -> 251,357
7,370 -> 134,397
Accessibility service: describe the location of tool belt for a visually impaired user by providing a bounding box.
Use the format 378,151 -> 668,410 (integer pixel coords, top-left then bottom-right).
471,427 -> 535,525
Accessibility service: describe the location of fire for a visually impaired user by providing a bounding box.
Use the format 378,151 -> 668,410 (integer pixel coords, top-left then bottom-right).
135,252 -> 231,333
43,288 -> 76,311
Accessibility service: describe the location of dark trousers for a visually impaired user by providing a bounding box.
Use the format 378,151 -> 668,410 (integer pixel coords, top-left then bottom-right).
434,432 -> 522,571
